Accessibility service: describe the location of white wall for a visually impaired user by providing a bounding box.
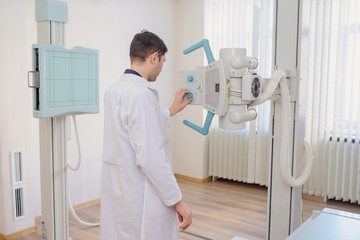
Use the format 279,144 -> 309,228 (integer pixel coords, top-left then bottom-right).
65,0 -> 177,212
0,175 -> 3,235
0,0 -> 207,235
0,0 -> 37,235
172,0 -> 208,180
0,0 -> 176,235
0,154 -> 4,234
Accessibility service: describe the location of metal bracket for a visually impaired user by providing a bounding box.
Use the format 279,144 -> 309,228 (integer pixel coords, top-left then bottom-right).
28,71 -> 40,88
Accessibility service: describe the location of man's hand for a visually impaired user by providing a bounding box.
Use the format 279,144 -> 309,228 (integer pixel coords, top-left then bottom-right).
169,88 -> 192,116
174,200 -> 192,230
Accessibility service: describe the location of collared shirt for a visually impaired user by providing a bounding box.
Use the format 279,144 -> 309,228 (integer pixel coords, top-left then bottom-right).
124,69 -> 142,78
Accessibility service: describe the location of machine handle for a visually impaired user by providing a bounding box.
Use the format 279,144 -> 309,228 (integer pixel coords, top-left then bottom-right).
183,111 -> 214,136
183,39 -> 215,64
183,39 -> 216,134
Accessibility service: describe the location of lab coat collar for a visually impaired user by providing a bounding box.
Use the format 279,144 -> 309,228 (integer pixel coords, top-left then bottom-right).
121,73 -> 158,93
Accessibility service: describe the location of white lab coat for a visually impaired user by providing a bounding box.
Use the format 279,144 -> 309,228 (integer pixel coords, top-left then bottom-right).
100,73 -> 182,240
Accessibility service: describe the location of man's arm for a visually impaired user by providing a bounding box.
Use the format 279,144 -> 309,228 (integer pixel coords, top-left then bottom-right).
169,88 -> 193,230
128,88 -> 192,229
127,89 -> 182,206
175,200 -> 192,230
169,88 -> 192,117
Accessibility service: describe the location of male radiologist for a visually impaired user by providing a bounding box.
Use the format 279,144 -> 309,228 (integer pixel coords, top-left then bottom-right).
101,30 -> 193,240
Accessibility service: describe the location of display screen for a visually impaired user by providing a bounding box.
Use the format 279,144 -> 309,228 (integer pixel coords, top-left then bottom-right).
215,83 -> 220,92
205,67 -> 220,108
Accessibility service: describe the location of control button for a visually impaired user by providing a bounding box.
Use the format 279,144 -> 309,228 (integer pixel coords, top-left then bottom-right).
186,93 -> 193,99
187,76 -> 194,82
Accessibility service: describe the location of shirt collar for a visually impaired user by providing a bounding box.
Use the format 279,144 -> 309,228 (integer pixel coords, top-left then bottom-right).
124,69 -> 142,78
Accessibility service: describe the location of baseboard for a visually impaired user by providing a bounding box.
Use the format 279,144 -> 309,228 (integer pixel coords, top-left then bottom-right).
35,198 -> 101,223
175,173 -> 212,183
35,215 -> 42,223
0,226 -> 36,240
73,198 -> 100,210
3,198 -> 100,239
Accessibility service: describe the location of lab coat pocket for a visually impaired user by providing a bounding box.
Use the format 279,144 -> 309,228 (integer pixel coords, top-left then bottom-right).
103,153 -> 122,166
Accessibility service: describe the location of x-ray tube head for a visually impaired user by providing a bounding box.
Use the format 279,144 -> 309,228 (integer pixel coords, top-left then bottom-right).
181,40 -> 261,134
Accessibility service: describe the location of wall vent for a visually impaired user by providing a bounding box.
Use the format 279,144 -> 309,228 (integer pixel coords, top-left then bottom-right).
13,187 -> 25,219
11,151 -> 25,220
11,151 -> 23,184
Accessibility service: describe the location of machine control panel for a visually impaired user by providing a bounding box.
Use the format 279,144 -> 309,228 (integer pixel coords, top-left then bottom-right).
180,68 -> 204,105
204,60 -> 229,116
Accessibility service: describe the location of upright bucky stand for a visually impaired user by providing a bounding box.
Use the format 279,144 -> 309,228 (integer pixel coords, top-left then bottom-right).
33,1 -> 99,239
35,1 -> 69,239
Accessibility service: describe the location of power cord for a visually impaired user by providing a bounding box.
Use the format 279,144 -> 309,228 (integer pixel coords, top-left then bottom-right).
66,115 -> 100,227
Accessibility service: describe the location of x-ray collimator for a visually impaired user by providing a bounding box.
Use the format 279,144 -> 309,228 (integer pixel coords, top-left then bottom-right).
29,44 -> 99,118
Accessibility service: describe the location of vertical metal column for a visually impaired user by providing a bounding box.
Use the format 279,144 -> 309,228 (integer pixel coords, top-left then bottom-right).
266,0 -> 305,239
37,21 -> 68,240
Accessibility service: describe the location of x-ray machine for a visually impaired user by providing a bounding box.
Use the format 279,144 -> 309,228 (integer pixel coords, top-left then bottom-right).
180,0 -> 313,239
29,0 -> 312,239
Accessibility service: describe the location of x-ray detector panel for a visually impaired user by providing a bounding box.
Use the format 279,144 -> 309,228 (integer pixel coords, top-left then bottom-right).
30,44 -> 99,118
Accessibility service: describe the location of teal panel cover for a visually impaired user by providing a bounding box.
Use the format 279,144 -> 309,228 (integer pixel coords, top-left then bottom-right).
32,44 -> 99,118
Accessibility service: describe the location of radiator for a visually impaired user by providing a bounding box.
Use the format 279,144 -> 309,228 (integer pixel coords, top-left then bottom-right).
304,137 -> 360,204
208,124 -> 271,186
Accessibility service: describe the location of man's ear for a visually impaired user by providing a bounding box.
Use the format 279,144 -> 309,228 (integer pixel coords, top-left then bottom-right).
149,52 -> 159,64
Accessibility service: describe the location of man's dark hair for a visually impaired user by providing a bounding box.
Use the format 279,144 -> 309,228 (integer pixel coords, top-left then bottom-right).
129,30 -> 168,62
